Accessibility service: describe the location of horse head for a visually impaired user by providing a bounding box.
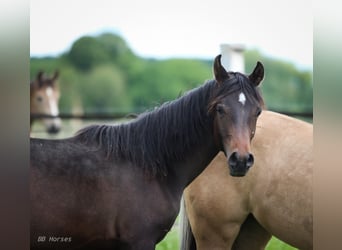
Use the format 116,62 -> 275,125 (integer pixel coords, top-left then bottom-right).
30,70 -> 61,134
210,55 -> 264,176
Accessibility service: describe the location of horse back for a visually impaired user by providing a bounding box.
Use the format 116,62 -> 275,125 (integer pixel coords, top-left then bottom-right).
30,137 -> 180,248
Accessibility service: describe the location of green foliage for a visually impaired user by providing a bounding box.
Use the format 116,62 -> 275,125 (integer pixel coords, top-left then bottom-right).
245,50 -> 312,112
30,32 -> 312,115
57,65 -> 80,113
66,33 -> 135,71
30,57 -> 62,77
128,59 -> 212,107
67,36 -> 108,70
155,228 -> 296,250
75,64 -> 130,112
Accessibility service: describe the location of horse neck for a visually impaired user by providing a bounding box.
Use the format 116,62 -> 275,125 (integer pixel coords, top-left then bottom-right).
76,80 -> 220,188
137,81 -> 219,187
165,136 -> 219,192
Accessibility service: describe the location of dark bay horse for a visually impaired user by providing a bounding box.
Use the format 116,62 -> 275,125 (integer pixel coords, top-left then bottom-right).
181,111 -> 313,250
30,55 -> 265,250
30,70 -> 61,134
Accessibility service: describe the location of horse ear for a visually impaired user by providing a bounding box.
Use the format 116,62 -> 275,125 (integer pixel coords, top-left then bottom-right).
37,71 -> 44,82
248,61 -> 264,86
52,70 -> 59,81
36,71 -> 45,88
213,54 -> 229,84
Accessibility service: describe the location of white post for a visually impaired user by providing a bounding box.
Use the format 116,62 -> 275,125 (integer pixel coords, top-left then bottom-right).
220,44 -> 245,73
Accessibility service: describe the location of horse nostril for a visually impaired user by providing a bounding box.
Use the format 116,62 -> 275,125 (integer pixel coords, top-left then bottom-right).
228,152 -> 239,168
228,152 -> 254,169
228,151 -> 253,176
47,125 -> 60,134
246,153 -> 254,168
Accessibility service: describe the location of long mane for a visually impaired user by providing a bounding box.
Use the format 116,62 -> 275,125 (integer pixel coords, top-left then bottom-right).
75,73 -> 263,177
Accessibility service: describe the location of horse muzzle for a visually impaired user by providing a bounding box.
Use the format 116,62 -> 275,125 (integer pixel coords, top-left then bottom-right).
47,124 -> 61,134
45,117 -> 61,134
228,151 -> 254,177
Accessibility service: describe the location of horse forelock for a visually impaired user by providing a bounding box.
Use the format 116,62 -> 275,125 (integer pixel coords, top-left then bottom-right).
237,73 -> 264,106
208,72 -> 264,113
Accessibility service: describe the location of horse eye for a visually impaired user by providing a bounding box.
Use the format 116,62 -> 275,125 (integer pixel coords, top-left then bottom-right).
251,130 -> 256,138
216,105 -> 225,115
36,96 -> 43,102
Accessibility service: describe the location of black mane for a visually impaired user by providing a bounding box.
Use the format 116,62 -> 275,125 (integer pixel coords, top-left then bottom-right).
75,74 -> 263,177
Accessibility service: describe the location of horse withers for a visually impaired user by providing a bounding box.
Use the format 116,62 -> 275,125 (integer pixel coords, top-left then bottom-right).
30,55 -> 265,250
30,70 -> 61,134
181,111 -> 313,250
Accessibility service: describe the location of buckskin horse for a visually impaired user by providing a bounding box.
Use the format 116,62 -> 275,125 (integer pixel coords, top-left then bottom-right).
181,110 -> 313,250
30,70 -> 61,134
30,55 -> 265,250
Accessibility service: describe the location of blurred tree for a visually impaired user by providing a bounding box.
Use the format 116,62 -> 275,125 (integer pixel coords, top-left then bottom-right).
76,64 -> 130,112
67,36 -> 108,71
30,33 -> 312,115
97,33 -> 136,66
30,57 -> 61,78
66,33 -> 135,71
245,49 -> 313,112
128,59 -> 212,107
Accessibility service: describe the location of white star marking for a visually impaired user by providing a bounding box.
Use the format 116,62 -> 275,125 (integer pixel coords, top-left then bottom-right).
238,92 -> 246,105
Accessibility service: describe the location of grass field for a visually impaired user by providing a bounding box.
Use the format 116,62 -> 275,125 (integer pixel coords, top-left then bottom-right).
156,226 -> 298,250
156,217 -> 297,250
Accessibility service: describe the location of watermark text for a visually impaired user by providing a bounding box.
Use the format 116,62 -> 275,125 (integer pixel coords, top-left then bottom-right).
37,236 -> 72,243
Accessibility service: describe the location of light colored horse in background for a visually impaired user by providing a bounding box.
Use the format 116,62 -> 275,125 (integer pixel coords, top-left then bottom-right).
30,71 -> 61,134
181,110 -> 313,250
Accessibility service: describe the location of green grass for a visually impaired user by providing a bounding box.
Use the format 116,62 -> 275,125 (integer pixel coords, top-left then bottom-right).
156,227 -> 297,250
156,226 -> 179,250
266,237 -> 298,250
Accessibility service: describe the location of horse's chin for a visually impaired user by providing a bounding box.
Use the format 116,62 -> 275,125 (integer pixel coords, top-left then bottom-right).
228,167 -> 249,177
229,172 -> 247,177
